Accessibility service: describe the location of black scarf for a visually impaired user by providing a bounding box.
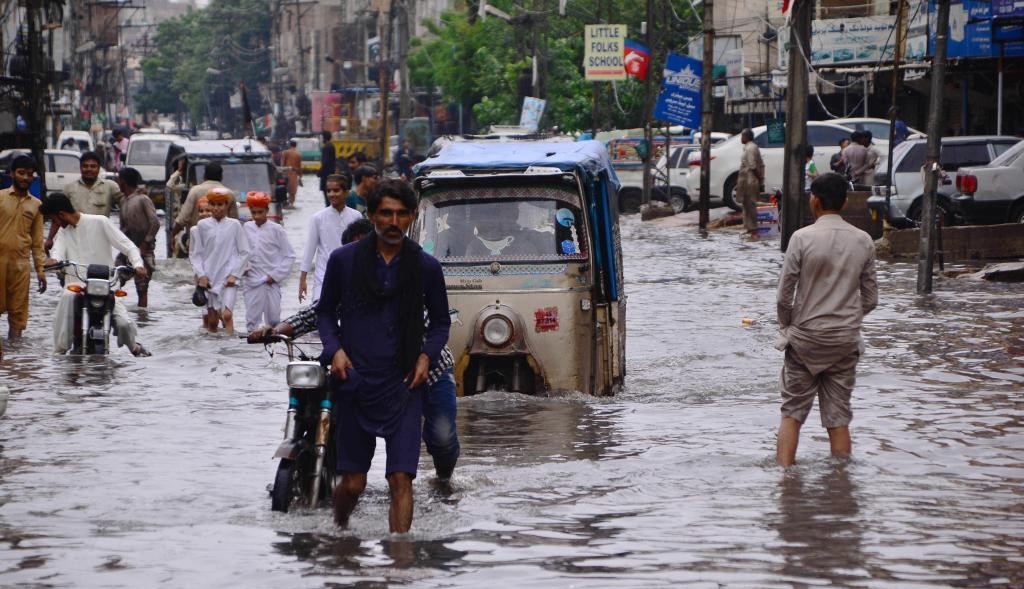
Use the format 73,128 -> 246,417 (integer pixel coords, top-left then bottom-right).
352,232 -> 424,375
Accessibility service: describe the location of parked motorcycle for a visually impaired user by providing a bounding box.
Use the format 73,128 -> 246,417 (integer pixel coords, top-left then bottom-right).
252,334 -> 334,512
44,260 -> 133,355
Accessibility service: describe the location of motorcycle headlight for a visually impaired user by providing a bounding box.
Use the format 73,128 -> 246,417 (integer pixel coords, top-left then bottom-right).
86,279 -> 109,297
287,361 -> 326,389
482,316 -> 513,347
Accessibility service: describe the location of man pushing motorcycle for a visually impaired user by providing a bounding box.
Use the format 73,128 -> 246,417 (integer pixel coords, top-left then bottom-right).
41,193 -> 152,357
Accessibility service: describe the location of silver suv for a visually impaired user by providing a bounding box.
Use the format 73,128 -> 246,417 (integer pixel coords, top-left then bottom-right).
867,136 -> 1019,227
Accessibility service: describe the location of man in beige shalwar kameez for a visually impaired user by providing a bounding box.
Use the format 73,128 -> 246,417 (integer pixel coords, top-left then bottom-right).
737,128 -> 764,237
775,172 -> 877,467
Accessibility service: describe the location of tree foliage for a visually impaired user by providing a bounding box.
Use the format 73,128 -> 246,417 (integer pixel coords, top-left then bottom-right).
408,0 -> 698,133
136,0 -> 271,131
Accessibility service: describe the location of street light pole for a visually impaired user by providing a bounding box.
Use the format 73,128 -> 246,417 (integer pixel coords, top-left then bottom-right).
780,0 -> 811,252
698,0 -> 713,233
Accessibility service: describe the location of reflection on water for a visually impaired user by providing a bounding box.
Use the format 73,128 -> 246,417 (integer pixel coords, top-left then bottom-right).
1,187 -> 1023,587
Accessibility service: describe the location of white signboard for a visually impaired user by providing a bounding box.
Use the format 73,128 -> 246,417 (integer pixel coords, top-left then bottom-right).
584,24 -> 627,81
724,48 -> 745,100
519,97 -> 546,131
779,16 -> 897,68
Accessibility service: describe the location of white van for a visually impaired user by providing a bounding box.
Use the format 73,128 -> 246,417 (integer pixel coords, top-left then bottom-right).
56,130 -> 94,153
125,133 -> 187,187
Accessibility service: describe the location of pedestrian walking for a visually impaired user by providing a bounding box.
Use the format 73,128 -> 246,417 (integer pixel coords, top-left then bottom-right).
830,138 -> 850,175
111,130 -> 129,172
890,106 -> 910,146
804,146 -> 819,192
347,164 -> 379,215
42,193 -> 151,356
316,178 -> 451,533
737,128 -> 764,238
282,140 -> 302,207
319,131 -> 338,207
775,173 -> 877,467
860,132 -> 881,187
242,192 -> 295,332
189,187 -> 250,334
114,167 -> 160,308
171,162 -> 239,250
0,155 -> 47,340
843,132 -> 870,188
298,174 -> 361,303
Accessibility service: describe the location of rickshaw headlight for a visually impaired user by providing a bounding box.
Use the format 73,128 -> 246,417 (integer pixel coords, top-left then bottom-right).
482,316 -> 513,347
287,361 -> 326,389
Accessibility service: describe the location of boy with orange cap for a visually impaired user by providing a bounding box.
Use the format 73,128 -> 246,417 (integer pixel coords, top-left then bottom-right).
242,192 -> 295,331
189,187 -> 250,334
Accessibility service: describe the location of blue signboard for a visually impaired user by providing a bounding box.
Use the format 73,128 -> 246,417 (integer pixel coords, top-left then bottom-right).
652,52 -> 702,128
993,0 -> 1024,18
928,0 -> 1024,58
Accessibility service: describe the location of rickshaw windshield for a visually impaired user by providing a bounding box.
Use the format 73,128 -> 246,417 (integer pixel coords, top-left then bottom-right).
193,162 -> 273,196
417,183 -> 588,263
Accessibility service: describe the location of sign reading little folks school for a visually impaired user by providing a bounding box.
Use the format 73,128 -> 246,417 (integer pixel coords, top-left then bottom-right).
584,25 -> 627,81
652,52 -> 702,128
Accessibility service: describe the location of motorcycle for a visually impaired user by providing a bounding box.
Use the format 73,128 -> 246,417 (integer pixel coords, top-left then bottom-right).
252,334 -> 334,512
45,260 -> 134,355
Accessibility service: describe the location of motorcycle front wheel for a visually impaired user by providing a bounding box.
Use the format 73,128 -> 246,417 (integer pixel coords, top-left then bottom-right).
271,458 -> 301,512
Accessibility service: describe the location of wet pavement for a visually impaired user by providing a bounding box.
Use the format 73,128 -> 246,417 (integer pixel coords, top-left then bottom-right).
1,178 -> 1022,588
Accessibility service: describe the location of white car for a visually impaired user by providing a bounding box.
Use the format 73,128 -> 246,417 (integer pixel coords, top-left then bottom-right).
831,117 -> 924,141
952,139 -> 1024,225
867,135 -> 1019,227
125,133 -> 188,188
685,122 -> 887,210
55,130 -> 95,153
0,148 -> 107,195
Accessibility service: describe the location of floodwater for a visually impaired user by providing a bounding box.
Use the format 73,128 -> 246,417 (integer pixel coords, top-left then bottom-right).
1,179 -> 1022,588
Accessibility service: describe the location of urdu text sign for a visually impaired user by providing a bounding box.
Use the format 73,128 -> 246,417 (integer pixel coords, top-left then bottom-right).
584,25 -> 627,81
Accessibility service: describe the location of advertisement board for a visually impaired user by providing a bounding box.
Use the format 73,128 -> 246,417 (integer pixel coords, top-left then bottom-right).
778,16 -> 897,67
652,52 -> 702,128
584,25 -> 627,81
926,0 -> 1024,58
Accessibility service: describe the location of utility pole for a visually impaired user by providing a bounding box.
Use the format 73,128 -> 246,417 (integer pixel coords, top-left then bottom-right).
780,0 -> 811,252
698,0 -> 713,233
641,12 -> 653,206
917,0 -> 950,294
378,0 -> 393,166
397,0 -> 412,122
25,0 -> 48,194
885,0 -> 908,215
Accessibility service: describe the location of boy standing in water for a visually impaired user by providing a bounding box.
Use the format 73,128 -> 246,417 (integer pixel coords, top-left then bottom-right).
242,192 -> 295,331
775,173 -> 877,467
190,187 -> 250,334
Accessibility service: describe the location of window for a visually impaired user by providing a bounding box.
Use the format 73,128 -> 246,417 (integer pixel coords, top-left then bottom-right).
896,144 -> 926,173
940,143 -> 990,171
51,154 -> 80,174
807,124 -> 851,147
754,130 -> 782,148
991,141 -> 1018,158
126,140 -> 172,166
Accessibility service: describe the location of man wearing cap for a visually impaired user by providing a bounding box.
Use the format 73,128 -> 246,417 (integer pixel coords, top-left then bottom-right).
171,162 -> 239,251
41,192 -> 151,356
0,155 -> 47,340
242,191 -> 294,331
114,167 -> 161,308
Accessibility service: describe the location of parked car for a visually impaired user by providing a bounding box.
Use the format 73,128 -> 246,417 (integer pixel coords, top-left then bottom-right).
615,133 -> 729,212
0,148 -> 115,196
831,117 -> 924,141
951,139 -> 1024,225
685,121 -> 883,210
867,136 -> 1020,227
55,130 -> 95,152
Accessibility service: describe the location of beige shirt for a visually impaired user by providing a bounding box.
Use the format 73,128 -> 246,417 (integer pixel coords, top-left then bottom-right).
777,214 -> 877,336
0,187 -> 46,274
63,177 -> 122,217
739,142 -> 764,183
119,188 -> 161,252
174,180 -> 239,229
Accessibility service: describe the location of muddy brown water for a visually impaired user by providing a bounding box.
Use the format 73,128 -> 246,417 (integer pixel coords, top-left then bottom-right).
1,179 -> 1022,587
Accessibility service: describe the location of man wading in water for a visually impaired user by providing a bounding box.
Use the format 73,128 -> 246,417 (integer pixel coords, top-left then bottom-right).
317,179 -> 450,533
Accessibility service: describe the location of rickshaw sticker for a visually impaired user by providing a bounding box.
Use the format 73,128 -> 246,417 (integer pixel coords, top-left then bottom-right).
534,307 -> 559,332
423,240 -> 435,254
436,214 -> 450,234
561,240 -> 576,254
556,208 -> 575,227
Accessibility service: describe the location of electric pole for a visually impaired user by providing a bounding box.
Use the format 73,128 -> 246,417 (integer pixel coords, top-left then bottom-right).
698,0 -> 713,233
378,0 -> 393,166
917,0 -> 950,294
25,0 -> 48,194
885,0 -> 908,215
641,10 -> 653,206
780,0 -> 811,252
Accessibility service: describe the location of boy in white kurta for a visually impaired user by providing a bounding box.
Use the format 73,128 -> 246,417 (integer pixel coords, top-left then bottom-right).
190,187 -> 250,334
298,174 -> 362,303
242,192 -> 295,331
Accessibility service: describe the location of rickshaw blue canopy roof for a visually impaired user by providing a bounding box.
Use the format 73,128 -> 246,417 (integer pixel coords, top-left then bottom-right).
415,140 -> 620,191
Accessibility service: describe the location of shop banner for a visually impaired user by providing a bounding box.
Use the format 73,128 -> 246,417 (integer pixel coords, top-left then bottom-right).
652,52 -> 702,128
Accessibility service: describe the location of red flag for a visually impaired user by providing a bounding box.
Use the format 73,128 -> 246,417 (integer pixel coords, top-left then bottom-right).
623,40 -> 650,81
782,0 -> 791,14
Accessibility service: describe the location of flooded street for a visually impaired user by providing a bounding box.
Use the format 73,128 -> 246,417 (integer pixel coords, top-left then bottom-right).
2,178 -> 1022,588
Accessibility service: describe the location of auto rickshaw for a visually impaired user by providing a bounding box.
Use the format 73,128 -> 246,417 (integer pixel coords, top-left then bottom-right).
412,139 -> 625,396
